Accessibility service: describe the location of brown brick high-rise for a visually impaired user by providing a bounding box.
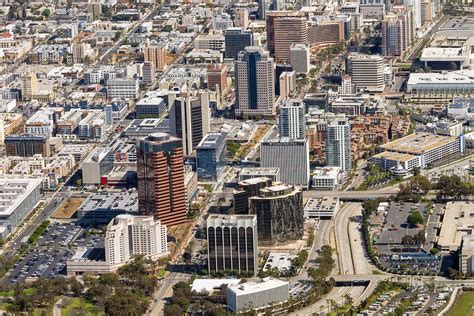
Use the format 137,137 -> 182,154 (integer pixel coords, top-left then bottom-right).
137,133 -> 187,226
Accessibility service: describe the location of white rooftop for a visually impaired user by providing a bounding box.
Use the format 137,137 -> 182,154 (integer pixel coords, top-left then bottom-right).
228,277 -> 289,296
191,279 -> 241,293
407,69 -> 474,86
420,47 -> 467,61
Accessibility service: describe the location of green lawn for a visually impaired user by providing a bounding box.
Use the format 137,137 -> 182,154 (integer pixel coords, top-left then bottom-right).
448,292 -> 474,316
61,298 -> 104,316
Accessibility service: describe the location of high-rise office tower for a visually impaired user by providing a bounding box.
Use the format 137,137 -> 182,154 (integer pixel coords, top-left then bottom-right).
273,16 -> 307,64
224,27 -> 253,60
257,0 -> 266,20
169,92 -> 210,156
142,61 -> 155,85
235,47 -> 275,118
260,138 -> 310,187
279,99 -> 305,140
87,2 -> 102,20
381,7 -> 414,57
290,43 -> 310,74
143,44 -> 167,71
266,11 -> 300,57
105,214 -> 168,265
249,183 -> 304,243
207,214 -> 258,276
21,73 -> 38,101
137,133 -> 187,226
347,53 -> 385,92
326,116 -> 351,171
234,8 -> 249,29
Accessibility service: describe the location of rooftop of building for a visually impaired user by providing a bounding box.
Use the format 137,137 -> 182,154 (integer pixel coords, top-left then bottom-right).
420,47 -> 467,61
0,177 -> 43,218
77,191 -> 138,214
197,132 -> 227,149
304,197 -> 339,211
380,133 -> 458,155
438,202 -> 474,250
191,279 -> 241,293
83,147 -> 112,164
227,277 -> 288,295
372,151 -> 418,162
240,167 -> 280,176
312,167 -> 342,178
407,69 -> 474,86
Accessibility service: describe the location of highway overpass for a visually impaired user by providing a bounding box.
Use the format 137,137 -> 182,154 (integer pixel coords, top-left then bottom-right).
303,189 -> 399,200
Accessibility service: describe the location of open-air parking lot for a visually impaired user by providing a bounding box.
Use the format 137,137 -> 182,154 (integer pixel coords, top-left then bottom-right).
370,202 -> 444,274
2,223 -> 104,285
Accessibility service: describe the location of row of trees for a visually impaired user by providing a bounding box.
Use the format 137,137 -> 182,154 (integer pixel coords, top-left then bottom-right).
396,175 -> 431,202
435,175 -> 473,201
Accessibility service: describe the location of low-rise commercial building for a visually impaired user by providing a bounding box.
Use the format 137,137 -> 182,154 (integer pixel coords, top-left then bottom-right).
76,191 -> 138,224
239,168 -> 280,182
227,277 -> 289,312
311,167 -> 343,191
438,202 -> 474,252
81,147 -> 114,185
460,235 -> 474,275
0,178 -> 43,239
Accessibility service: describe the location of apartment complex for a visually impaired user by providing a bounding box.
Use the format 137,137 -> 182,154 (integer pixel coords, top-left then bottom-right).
326,117 -> 351,171
279,99 -> 305,140
143,44 -> 167,71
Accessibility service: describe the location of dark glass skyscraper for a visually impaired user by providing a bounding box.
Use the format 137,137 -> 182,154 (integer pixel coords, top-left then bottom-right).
196,132 -> 227,181
224,27 -> 253,60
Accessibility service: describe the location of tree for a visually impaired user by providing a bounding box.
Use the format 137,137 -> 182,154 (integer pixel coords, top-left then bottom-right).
164,304 -> 184,316
407,211 -> 423,227
41,8 -> 51,17
413,167 -> 420,176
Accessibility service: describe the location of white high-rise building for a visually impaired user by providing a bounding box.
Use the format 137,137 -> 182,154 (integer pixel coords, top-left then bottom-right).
326,116 -> 351,171
338,75 -> 356,95
279,99 -> 305,140
347,53 -> 385,92
105,214 -> 168,265
290,44 -> 310,74
235,47 -> 275,117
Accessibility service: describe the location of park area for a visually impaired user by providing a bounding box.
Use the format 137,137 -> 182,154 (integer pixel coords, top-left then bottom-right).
448,291 -> 474,316
52,197 -> 86,219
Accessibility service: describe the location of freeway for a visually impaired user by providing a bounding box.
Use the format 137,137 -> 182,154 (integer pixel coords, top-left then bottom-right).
303,188 -> 399,200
